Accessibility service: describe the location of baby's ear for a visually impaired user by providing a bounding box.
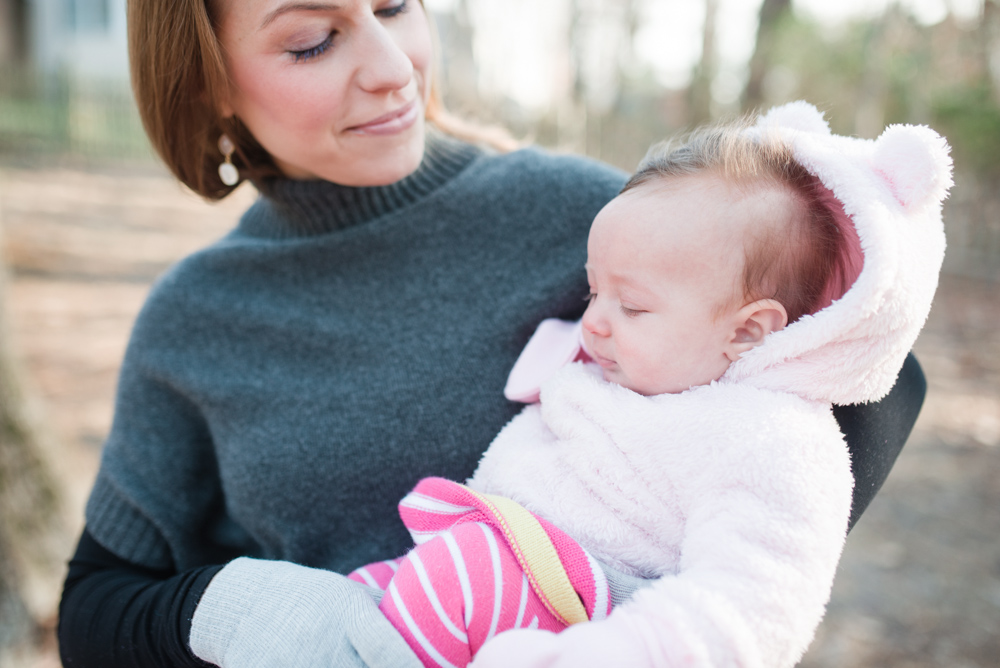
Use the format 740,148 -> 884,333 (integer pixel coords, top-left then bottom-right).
725,299 -> 788,362
872,124 -> 954,211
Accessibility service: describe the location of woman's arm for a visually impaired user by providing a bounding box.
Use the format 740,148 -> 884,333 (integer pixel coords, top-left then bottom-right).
59,528 -> 423,668
835,351 -> 926,529
59,529 -> 221,667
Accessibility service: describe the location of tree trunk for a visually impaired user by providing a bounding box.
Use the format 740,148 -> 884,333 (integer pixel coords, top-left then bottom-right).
742,0 -> 792,111
854,11 -> 894,138
983,0 -> 1000,106
0,0 -> 29,65
0,204 -> 62,662
688,0 -> 719,124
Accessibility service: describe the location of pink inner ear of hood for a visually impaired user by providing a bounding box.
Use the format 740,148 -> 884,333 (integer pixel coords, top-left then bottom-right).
813,177 -> 865,311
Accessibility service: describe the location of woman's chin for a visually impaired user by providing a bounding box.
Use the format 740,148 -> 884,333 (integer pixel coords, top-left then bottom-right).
273,121 -> 427,186
331,125 -> 427,186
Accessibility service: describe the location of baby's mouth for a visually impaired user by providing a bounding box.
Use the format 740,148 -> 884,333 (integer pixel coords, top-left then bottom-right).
590,351 -> 617,369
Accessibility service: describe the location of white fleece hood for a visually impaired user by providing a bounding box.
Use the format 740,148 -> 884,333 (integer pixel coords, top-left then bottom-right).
720,101 -> 952,405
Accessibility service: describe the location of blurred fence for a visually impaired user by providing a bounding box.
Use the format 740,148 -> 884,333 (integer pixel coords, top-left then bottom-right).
0,66 -> 153,163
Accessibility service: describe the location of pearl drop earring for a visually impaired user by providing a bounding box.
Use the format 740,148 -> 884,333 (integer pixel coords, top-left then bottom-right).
218,134 -> 240,186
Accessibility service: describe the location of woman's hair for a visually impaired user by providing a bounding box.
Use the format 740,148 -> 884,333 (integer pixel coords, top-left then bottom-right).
621,117 -> 861,324
127,0 -> 516,201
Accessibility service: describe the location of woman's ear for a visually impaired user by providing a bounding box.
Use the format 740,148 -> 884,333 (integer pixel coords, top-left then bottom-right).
216,92 -> 235,120
724,299 -> 788,362
201,83 -> 235,121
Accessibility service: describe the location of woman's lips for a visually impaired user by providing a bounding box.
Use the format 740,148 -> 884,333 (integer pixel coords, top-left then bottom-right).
347,100 -> 419,136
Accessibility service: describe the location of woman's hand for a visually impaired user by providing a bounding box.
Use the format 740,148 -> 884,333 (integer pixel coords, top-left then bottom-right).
190,557 -> 423,668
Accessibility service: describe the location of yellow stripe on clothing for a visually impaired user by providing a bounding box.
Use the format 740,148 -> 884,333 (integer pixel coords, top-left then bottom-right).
462,486 -> 588,626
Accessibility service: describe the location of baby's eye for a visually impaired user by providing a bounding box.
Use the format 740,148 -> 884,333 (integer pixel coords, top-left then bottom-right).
583,291 -> 597,303
619,304 -> 645,318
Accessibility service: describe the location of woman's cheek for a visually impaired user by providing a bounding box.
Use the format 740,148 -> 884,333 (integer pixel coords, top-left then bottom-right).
256,69 -> 344,128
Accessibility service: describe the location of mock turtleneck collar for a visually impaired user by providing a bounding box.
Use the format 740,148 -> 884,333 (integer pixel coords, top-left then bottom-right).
244,130 -> 483,238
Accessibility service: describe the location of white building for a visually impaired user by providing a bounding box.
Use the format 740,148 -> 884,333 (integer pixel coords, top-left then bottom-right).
28,0 -> 128,80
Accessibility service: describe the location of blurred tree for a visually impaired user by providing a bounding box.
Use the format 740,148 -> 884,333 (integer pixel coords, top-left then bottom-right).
989,0 -> 1000,104
432,0 -> 478,115
0,217 -> 62,661
744,2 -> 1000,275
743,0 -> 792,111
0,0 -> 28,65
688,0 -> 719,123
737,7 -> 929,134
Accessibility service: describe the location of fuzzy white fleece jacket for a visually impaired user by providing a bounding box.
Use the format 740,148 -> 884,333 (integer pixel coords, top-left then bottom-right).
467,102 -> 951,668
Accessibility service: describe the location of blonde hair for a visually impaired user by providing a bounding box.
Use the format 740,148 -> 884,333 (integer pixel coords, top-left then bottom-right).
127,0 -> 516,201
622,117 -> 854,324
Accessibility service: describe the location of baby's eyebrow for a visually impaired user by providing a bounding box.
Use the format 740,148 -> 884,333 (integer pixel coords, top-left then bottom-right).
618,284 -> 652,301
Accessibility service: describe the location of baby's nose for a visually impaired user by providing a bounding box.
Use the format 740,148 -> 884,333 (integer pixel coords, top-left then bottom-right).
582,301 -> 610,337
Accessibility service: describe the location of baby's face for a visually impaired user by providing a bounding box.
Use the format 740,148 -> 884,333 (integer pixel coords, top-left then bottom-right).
582,175 -> 750,395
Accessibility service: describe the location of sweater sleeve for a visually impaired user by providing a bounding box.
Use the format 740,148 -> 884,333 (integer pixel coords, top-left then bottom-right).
58,530 -> 425,668
58,528 -> 222,668
82,268 -> 255,572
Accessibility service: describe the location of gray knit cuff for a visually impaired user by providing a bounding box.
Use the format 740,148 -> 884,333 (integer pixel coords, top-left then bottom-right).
190,557 -> 421,668
597,560 -> 656,608
85,470 -> 174,570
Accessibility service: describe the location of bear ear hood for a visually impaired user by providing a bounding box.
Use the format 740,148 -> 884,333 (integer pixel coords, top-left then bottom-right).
721,102 -> 951,405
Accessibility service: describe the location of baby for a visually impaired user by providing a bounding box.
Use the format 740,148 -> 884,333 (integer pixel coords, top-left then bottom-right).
348,102 -> 951,668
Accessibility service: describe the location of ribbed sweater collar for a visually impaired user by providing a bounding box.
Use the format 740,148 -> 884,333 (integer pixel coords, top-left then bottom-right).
247,131 -> 482,238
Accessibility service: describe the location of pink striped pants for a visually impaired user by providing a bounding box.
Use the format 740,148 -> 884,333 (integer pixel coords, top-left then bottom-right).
349,520 -> 605,668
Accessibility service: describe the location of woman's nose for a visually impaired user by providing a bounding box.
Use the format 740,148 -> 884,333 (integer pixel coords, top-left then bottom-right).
582,299 -> 610,337
355,19 -> 414,93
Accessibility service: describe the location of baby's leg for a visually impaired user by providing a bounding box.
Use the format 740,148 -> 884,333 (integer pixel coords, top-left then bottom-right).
379,521 -> 567,668
348,556 -> 403,592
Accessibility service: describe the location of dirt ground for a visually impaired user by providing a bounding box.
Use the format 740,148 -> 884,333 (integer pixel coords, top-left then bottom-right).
1,165 -> 998,667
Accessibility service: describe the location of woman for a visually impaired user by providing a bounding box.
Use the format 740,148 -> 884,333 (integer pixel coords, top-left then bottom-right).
57,1 -> 926,667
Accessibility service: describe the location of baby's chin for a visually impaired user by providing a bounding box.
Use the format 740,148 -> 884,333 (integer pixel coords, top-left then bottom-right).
600,367 -> 693,396
600,367 -> 660,396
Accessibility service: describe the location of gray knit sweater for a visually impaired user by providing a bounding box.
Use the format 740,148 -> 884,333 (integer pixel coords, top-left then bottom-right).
85,133 -> 627,575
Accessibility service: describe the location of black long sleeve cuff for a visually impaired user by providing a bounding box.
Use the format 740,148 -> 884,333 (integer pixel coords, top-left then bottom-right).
58,528 -> 223,668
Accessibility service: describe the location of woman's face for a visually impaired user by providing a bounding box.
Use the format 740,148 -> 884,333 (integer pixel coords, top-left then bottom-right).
214,0 -> 433,186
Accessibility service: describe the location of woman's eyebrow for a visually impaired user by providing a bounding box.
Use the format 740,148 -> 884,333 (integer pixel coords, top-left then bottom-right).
260,2 -> 341,30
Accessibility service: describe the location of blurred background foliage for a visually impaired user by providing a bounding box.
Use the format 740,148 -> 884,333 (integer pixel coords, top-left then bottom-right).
1,0 -> 998,274
0,0 -> 999,666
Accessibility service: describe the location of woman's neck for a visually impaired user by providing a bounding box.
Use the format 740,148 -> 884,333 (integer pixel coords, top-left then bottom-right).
251,130 -> 483,237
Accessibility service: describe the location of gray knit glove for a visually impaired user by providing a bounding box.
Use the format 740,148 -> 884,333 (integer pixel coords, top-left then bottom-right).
189,557 -> 422,668
597,560 -> 655,607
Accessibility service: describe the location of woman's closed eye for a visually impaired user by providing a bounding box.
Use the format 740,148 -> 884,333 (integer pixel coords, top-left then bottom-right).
289,33 -> 335,63
288,1 -> 409,63
376,0 -> 410,20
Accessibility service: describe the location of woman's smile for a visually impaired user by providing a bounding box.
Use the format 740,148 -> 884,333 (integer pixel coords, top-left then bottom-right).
347,98 -> 419,135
